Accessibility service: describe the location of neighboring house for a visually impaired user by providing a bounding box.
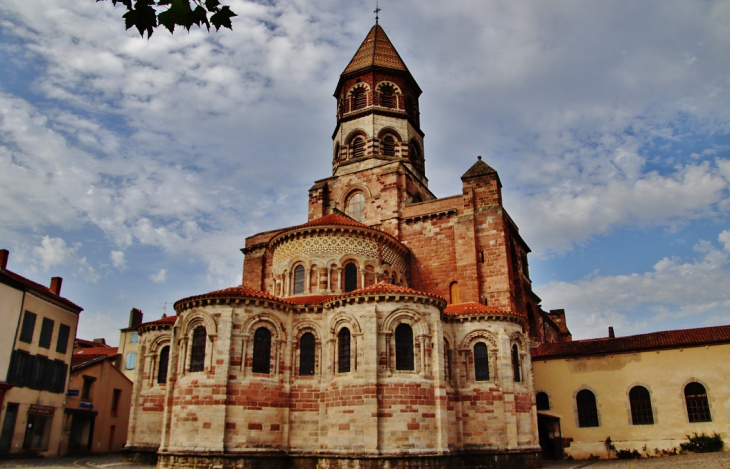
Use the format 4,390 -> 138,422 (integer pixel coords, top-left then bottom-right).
118,308 -> 144,383
0,249 -> 82,457
532,326 -> 730,459
64,343 -> 132,454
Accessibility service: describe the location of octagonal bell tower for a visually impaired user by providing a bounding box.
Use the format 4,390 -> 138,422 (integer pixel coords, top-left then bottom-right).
332,24 -> 426,185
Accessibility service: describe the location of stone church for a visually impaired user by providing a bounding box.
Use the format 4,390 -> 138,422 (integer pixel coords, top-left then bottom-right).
125,23 -> 572,468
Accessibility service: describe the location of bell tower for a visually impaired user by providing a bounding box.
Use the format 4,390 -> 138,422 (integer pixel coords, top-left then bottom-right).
332,24 -> 426,186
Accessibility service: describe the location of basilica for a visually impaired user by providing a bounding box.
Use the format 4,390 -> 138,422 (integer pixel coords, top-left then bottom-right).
124,23 -> 572,468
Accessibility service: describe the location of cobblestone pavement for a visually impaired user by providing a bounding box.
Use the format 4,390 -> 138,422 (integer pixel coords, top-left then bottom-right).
1,452 -> 728,468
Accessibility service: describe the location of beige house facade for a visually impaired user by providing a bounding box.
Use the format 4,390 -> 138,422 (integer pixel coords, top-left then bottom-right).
0,249 -> 82,457
532,326 -> 730,460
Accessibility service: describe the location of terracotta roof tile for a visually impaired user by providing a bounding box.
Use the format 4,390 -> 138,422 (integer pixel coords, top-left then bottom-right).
443,302 -> 514,316
137,315 -> 177,329
74,346 -> 118,357
343,25 -> 408,75
0,268 -> 82,312
461,156 -> 497,180
287,295 -> 338,305
337,283 -> 445,303
175,285 -> 282,311
532,325 -> 730,359
298,213 -> 370,229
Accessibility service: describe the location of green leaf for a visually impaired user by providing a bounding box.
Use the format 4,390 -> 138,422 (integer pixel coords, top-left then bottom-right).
123,1 -> 158,37
190,5 -> 210,31
157,0 -> 192,33
210,5 -> 236,31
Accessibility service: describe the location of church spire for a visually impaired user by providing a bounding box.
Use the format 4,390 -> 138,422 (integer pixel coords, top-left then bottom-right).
341,24 -> 410,75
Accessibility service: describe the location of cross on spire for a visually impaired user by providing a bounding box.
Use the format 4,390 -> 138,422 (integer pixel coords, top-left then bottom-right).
374,0 -> 381,24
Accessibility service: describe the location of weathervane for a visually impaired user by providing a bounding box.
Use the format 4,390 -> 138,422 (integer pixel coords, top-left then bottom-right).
374,0 -> 381,24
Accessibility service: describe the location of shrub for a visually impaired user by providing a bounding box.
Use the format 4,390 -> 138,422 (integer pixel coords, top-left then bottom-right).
679,432 -> 724,453
615,449 -> 641,459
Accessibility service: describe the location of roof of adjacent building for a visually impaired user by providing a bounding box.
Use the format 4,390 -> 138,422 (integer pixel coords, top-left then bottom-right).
0,267 -> 82,312
343,24 -> 409,75
72,345 -> 119,368
137,315 -> 177,329
532,325 -> 730,359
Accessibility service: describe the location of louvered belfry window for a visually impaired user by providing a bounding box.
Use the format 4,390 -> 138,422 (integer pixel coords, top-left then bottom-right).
299,332 -> 315,376
252,327 -> 272,374
380,85 -> 394,108
352,137 -> 365,159
629,386 -> 654,425
338,328 -> 351,373
395,324 -> 414,371
685,382 -> 712,422
353,89 -> 366,110
474,342 -> 489,381
190,326 -> 206,372
382,135 -> 396,157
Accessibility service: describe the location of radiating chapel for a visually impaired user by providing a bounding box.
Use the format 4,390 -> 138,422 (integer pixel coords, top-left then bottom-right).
125,23 -> 572,468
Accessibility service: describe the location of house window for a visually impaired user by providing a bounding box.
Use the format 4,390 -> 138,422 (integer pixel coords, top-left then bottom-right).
81,376 -> 95,401
39,318 -> 54,349
111,389 -> 122,416
19,311 -> 36,344
449,281 -> 460,304
352,137 -> 365,159
347,192 -> 366,222
685,382 -> 711,422
344,263 -> 358,292
474,342 -> 489,381
190,326 -> 206,372
252,327 -> 272,374
382,135 -> 396,156
293,265 -> 305,294
29,355 -> 48,391
7,350 -> 30,387
338,328 -> 351,373
576,389 -> 599,427
629,386 -> 654,425
299,332 -> 315,376
130,333 -> 139,343
22,412 -> 52,451
512,345 -> 521,382
353,89 -> 366,110
158,346 -> 170,384
536,392 -> 550,411
125,352 -> 137,370
380,85 -> 394,108
56,324 -> 70,354
395,324 -> 414,371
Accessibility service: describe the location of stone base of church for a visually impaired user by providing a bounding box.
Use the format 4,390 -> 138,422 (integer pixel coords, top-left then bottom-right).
124,446 -> 160,465
154,449 -> 542,469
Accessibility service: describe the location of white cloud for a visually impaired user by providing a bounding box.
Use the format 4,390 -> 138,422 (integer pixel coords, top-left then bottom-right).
150,269 -> 167,284
110,250 -> 126,270
32,236 -> 78,271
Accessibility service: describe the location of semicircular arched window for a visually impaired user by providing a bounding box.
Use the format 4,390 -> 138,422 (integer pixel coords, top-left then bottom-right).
474,342 -> 489,381
344,263 -> 358,292
157,346 -> 170,384
352,137 -> 365,159
190,326 -> 206,372
299,332 -> 315,376
252,327 -> 272,374
382,135 -> 396,157
395,324 -> 414,371
338,328 -> 351,373
293,265 -> 305,295
536,391 -> 550,411
685,382 -> 711,422
346,192 -> 366,221
512,344 -> 521,382
576,389 -> 599,427
629,386 -> 654,425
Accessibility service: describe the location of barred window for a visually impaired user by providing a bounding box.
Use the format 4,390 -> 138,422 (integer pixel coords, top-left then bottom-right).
629,386 -> 654,425
158,346 -> 170,384
512,345 -> 521,382
536,392 -> 550,411
474,342 -> 489,381
395,324 -> 414,371
190,326 -> 206,372
252,327 -> 272,374
353,89 -> 366,110
344,263 -> 358,293
685,382 -> 711,422
577,389 -> 599,427
382,135 -> 396,157
338,328 -> 351,373
352,137 -> 365,159
299,333 -> 315,376
293,265 -> 305,294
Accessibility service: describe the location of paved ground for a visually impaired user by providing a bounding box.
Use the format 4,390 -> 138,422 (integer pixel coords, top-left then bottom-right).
1,452 -> 729,468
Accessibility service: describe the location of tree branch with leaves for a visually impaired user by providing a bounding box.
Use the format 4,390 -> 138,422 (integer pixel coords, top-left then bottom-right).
99,0 -> 237,38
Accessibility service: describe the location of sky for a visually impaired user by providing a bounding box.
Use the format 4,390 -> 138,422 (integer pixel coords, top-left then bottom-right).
1,0 -> 729,346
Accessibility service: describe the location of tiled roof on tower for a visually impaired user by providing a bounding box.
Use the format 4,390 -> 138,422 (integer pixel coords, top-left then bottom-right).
343,24 -> 409,74
461,156 -> 498,180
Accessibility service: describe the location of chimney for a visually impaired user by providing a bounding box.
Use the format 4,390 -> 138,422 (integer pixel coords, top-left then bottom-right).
129,308 -> 144,328
0,249 -> 8,270
93,338 -> 107,345
608,326 -> 615,339
50,277 -> 63,295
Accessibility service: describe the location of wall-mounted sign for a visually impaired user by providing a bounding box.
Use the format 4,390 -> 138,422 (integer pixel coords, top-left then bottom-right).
67,390 -> 79,396
28,404 -> 55,416
79,402 -> 94,410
